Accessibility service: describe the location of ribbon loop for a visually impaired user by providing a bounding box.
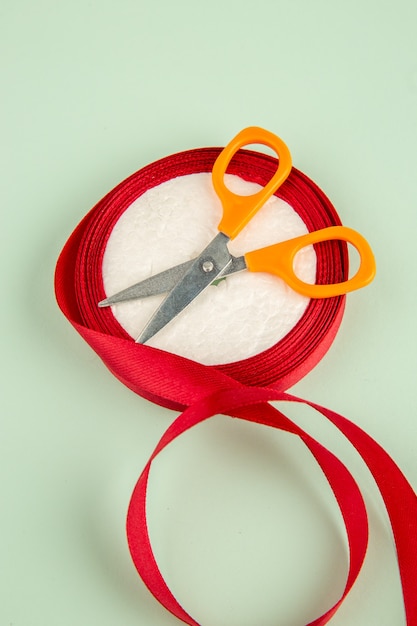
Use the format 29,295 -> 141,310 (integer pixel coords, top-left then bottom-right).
55,147 -> 417,624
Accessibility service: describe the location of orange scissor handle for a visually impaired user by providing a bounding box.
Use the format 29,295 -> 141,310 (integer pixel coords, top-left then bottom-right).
244,225 -> 376,298
212,127 -> 292,240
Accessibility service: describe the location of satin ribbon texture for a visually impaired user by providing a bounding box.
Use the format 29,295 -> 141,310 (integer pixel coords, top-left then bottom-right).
55,146 -> 417,625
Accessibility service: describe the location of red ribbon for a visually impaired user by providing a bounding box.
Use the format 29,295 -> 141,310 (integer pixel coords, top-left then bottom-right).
55,148 -> 417,624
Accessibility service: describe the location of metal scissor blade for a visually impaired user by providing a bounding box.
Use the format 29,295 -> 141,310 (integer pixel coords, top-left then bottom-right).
137,232 -> 232,344
98,259 -> 194,307
98,255 -> 247,307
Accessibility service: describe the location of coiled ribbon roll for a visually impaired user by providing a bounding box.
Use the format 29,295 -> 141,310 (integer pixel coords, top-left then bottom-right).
55,148 -> 417,625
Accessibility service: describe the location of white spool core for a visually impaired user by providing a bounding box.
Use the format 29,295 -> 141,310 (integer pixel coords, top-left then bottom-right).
102,173 -> 316,365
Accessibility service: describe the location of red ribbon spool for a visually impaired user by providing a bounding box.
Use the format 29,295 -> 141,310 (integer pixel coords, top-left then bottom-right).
55,147 -> 417,625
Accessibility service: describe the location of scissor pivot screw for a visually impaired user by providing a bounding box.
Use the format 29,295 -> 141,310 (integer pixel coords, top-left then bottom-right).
202,260 -> 214,273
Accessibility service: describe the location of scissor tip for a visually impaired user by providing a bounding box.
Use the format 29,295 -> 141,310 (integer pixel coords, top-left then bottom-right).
135,331 -> 148,344
98,298 -> 110,307
135,325 -> 156,344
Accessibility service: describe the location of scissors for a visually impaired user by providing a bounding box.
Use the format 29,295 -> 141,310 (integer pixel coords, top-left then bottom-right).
98,127 -> 376,344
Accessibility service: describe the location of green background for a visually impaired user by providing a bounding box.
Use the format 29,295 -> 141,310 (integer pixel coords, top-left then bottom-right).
2,1 -> 416,624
